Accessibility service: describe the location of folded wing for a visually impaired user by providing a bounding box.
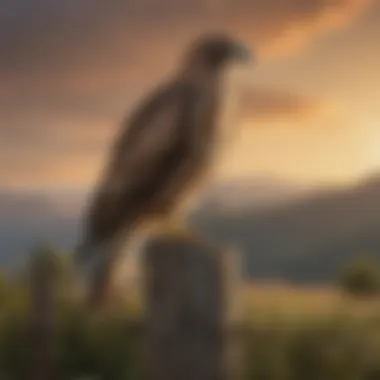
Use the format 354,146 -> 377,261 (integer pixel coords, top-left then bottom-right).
81,82 -> 201,250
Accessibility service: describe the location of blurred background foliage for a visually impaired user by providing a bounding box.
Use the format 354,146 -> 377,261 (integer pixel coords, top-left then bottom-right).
1,247 -> 380,379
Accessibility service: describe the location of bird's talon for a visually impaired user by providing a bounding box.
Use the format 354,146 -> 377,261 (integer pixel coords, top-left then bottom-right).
164,220 -> 193,237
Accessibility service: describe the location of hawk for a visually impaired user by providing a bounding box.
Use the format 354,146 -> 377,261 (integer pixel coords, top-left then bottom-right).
76,33 -> 252,311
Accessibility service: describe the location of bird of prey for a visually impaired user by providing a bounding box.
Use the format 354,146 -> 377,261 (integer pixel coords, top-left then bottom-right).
76,33 -> 252,311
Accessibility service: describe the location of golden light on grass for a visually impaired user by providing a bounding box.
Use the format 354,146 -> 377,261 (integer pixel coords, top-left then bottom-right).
242,282 -> 380,325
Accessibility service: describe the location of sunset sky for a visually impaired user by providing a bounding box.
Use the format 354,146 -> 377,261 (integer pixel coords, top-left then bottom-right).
1,0 -> 380,191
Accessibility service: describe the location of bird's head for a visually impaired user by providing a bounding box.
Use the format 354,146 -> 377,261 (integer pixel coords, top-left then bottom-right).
184,34 -> 252,73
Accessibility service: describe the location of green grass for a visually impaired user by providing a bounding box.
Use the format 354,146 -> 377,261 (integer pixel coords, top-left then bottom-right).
2,258 -> 380,379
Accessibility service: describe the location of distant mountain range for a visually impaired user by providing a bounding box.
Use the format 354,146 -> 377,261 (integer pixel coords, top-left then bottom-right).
198,177 -> 309,212
2,176 -> 380,283
195,175 -> 380,283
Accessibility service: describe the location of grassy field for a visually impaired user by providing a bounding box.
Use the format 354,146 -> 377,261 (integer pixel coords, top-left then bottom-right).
2,254 -> 380,379
243,282 -> 380,320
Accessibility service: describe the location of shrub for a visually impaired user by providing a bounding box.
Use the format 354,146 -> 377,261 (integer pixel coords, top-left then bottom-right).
339,257 -> 380,297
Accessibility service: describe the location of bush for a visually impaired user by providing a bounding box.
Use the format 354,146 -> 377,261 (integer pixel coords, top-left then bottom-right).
339,257 -> 380,297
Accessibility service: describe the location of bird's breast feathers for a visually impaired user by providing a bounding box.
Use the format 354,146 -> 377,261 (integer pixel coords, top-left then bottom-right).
210,74 -> 240,164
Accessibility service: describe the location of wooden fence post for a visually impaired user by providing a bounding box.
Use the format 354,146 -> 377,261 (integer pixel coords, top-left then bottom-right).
29,248 -> 56,380
142,232 -> 243,380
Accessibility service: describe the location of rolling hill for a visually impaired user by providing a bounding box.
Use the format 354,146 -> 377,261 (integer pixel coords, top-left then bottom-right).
195,175 -> 380,283
2,176 -> 380,283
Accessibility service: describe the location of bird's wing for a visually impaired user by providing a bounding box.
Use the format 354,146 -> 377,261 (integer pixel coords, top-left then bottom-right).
82,82 -> 200,246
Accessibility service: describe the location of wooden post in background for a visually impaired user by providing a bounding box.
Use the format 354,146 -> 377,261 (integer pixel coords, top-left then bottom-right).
142,232 -> 243,380
29,247 -> 56,380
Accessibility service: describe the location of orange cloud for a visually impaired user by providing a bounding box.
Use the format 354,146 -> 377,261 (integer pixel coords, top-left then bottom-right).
239,87 -> 330,122
246,0 -> 373,57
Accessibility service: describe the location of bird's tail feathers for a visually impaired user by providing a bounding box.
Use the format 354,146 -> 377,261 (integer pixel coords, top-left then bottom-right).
74,224 -> 147,314
74,240 -> 121,313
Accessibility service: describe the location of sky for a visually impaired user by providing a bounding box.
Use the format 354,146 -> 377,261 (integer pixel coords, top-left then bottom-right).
1,0 -> 380,192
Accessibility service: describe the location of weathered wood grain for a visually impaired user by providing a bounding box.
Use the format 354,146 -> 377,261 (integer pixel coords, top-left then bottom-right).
142,233 -> 242,380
